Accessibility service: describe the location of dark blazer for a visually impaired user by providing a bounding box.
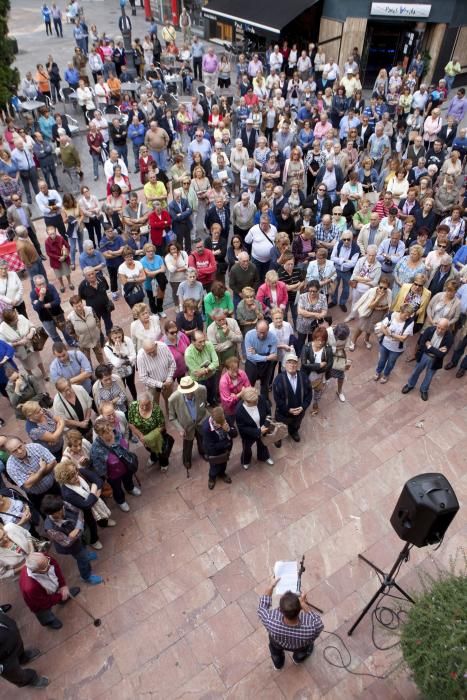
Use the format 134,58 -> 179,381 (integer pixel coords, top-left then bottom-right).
302,194 -> 333,224
414,209 -> 437,233
357,123 -> 374,149
59,468 -> 103,512
235,396 -> 269,442
301,343 -> 333,376
428,268 -> 453,296
204,235 -> 227,273
438,124 -> 457,149
415,326 -> 454,371
272,370 -> 312,419
240,127 -> 257,157
200,95 -> 218,123
315,165 -> 344,193
204,204 -> 231,238
168,197 -> 193,235
398,198 -> 421,217
201,416 -> 235,458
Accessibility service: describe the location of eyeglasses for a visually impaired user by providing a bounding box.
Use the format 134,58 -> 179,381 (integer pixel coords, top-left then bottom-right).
342,238 -> 352,242
378,285 -> 387,290
437,244 -> 447,249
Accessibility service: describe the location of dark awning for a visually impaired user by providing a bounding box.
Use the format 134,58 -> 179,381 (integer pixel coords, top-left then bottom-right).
202,0 -> 314,35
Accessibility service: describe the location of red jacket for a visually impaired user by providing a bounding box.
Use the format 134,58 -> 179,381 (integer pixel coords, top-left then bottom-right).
256,281 -> 288,312
45,234 -> 70,269
188,249 -> 217,286
19,556 -> 66,613
149,209 -> 171,246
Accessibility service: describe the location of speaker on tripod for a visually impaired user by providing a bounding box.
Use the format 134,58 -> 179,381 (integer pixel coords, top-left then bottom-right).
348,473 -> 459,636
390,473 -> 459,547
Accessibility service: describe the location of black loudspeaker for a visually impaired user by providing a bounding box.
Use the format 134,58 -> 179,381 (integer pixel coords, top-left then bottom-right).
390,473 -> 459,548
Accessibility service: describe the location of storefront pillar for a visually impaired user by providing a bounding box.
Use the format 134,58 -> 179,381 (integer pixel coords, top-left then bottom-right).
424,23 -> 447,84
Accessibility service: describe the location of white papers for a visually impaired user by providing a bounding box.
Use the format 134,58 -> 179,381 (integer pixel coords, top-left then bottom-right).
274,560 -> 298,595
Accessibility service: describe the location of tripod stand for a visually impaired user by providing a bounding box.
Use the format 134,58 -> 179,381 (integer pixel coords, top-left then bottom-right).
348,542 -> 415,636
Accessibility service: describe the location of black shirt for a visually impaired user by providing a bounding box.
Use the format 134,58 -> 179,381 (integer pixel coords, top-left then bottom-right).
78,277 -> 110,317
278,265 -> 304,304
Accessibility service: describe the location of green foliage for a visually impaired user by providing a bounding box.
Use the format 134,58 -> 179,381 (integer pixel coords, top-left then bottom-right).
400,556 -> 467,700
0,0 -> 20,107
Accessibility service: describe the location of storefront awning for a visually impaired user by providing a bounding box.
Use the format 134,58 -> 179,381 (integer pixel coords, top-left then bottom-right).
202,0 -> 314,35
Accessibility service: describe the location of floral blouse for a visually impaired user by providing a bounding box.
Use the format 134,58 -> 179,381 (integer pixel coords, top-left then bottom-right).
393,257 -> 426,297
128,401 -> 165,436
296,292 -> 328,334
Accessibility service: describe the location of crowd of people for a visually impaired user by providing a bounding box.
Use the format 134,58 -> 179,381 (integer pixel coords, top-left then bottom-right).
0,4 -> 466,689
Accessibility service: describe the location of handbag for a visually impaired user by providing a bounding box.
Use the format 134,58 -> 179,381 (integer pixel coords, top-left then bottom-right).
261,420 -> 288,446
110,444 -> 139,474
164,229 -> 177,244
123,282 -> 144,306
31,326 -> 49,351
206,451 -> 230,464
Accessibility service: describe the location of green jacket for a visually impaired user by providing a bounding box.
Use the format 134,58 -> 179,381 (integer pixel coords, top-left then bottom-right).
185,341 -> 219,380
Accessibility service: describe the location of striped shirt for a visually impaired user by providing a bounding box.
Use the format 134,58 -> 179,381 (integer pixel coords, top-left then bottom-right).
6,443 -> 56,494
136,343 -> 176,389
257,595 -> 324,650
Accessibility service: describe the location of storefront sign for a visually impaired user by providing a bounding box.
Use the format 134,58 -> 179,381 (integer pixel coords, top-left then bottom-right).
370,3 -> 431,17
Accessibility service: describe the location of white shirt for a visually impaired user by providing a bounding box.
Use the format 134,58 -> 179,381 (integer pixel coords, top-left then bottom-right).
118,260 -> 143,280
35,189 -> 63,216
104,157 -> 129,181
382,316 -> 413,352
287,372 -> 297,392
245,224 -> 277,263
243,404 -> 260,427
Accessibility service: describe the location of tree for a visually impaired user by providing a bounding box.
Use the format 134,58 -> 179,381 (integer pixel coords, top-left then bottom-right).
0,0 -> 20,108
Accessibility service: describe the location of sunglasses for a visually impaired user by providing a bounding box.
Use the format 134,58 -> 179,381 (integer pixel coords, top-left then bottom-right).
342,238 -> 352,242
437,244 -> 447,248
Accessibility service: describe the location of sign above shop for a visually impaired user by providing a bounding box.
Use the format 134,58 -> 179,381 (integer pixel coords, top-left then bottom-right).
370,3 -> 431,17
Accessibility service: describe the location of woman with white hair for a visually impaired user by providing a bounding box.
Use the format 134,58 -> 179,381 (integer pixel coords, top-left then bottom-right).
230,138 -> 250,196
349,277 -> 392,351
347,245 -> 381,320
235,386 -> 274,471
0,522 -> 34,580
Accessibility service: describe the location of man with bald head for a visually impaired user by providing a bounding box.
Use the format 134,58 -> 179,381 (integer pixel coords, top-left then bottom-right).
244,319 -> 278,399
19,552 -> 80,630
136,338 -> 176,404
402,318 -> 453,400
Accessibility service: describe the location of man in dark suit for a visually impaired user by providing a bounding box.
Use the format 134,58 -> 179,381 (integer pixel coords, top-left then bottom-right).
302,187 -> 333,225
168,189 -> 193,252
235,387 -> 273,470
241,118 -> 257,157
204,195 -> 231,239
402,318 -> 453,400
272,352 -> 312,443
357,115 -> 373,150
242,180 -> 262,208
199,87 -> 218,124
0,610 -> 48,688
428,256 -> 456,296
315,161 -> 344,202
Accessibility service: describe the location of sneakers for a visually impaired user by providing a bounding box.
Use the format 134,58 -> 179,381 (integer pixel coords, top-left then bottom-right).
373,373 -> 380,381
364,341 -> 372,349
159,310 -> 167,318
242,463 -> 250,470
119,501 -> 130,511
107,519 -> 117,527
30,676 -> 49,688
130,487 -> 141,496
86,551 -> 98,561
82,574 -> 103,585
337,392 -> 346,402
348,341 -> 355,352
111,291 -> 120,301
91,540 -> 103,550
265,457 -> 274,465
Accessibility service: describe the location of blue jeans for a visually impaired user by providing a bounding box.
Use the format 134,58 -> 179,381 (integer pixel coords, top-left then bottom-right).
252,257 -> 270,284
131,142 -> 142,170
332,269 -> 352,305
27,259 -> 48,284
151,79 -> 165,97
91,152 -> 101,178
73,546 -> 91,580
69,236 -> 83,267
407,353 -> 437,392
444,75 -> 455,91
376,344 -> 402,377
42,319 -> 77,346
115,144 -> 128,166
151,148 -> 168,172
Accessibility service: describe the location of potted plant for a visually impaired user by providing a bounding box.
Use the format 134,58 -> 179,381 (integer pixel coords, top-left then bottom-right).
400,557 -> 467,700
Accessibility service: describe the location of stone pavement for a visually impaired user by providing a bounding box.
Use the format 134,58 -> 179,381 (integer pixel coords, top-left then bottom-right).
1,2 -> 466,698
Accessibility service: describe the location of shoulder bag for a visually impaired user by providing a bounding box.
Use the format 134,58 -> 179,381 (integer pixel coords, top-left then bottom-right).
31,326 -> 49,352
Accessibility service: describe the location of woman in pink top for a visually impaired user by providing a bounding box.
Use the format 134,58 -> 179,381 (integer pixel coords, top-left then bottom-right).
219,356 -> 251,418
256,270 -> 288,315
162,319 -> 190,380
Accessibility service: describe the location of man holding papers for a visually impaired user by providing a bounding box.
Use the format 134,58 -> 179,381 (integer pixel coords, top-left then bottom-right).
257,575 -> 324,670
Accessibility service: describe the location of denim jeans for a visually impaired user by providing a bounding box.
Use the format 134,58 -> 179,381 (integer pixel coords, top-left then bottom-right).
91,152 -> 101,179
150,79 -> 165,97
376,344 -> 402,377
407,353 -> 437,392
252,257 -> 270,284
27,259 -> 48,284
151,148 -> 168,172
115,144 -> 128,166
69,236 -> 83,266
269,636 -> 314,669
332,269 -> 352,305
42,319 -> 77,346
73,546 -> 92,580
131,142 -> 141,170
444,75 -> 455,91
41,162 -> 60,189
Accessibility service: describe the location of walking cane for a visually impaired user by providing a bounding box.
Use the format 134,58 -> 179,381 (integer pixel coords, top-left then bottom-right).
70,594 -> 102,627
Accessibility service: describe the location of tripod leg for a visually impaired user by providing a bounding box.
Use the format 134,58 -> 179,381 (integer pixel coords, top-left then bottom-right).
347,583 -> 386,636
358,553 -> 385,577
392,581 -> 415,604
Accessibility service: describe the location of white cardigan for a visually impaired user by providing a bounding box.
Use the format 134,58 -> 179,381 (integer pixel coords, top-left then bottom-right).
0,271 -> 24,307
52,384 -> 93,424
0,522 -> 34,580
0,314 -> 35,360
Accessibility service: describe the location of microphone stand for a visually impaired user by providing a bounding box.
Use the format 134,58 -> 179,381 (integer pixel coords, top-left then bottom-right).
297,555 -> 323,614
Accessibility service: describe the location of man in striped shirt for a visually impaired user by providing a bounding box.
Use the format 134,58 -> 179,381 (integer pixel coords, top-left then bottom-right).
136,339 -> 176,404
258,577 -> 324,670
